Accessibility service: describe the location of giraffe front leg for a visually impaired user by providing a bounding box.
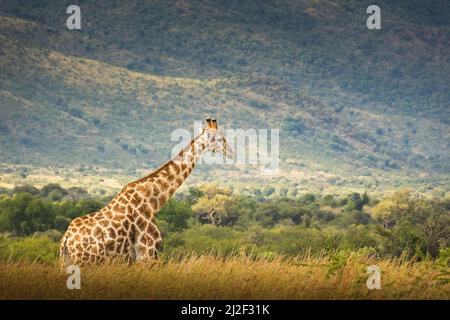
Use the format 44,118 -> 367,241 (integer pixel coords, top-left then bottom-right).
134,234 -> 159,265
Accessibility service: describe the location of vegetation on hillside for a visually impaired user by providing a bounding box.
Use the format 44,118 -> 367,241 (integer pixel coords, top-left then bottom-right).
0,0 -> 449,184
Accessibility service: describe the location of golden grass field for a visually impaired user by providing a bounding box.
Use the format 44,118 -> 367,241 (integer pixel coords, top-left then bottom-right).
0,253 -> 448,300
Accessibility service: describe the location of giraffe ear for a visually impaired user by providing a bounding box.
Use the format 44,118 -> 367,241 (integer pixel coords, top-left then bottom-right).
211,119 -> 218,129
205,118 -> 212,128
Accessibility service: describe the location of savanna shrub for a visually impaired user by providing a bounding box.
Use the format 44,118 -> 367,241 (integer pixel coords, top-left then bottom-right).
0,235 -> 59,263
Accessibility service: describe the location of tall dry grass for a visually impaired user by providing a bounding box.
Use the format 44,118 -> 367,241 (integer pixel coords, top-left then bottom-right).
0,252 -> 448,300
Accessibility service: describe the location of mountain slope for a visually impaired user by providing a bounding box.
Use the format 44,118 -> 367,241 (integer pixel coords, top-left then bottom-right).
0,0 -> 449,189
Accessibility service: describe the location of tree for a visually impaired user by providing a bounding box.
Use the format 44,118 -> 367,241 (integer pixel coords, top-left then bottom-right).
300,193 -> 316,204
372,189 -> 413,228
40,184 -> 67,198
321,194 -> 337,207
254,201 -> 282,227
415,199 -> 450,258
0,193 -> 33,236
54,215 -> 72,231
158,199 -> 192,231
12,185 -> 39,196
372,190 -> 450,258
24,198 -> 55,233
346,192 -> 369,211
192,194 -> 235,226
184,187 -> 204,205
47,190 -> 64,201
262,186 -> 275,197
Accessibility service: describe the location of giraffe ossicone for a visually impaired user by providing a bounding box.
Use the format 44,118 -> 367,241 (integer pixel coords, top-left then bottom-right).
59,119 -> 233,266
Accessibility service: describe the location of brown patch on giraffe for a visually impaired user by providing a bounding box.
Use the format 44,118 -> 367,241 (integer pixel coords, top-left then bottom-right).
140,234 -> 154,246
99,219 -> 110,227
127,182 -> 137,189
123,219 -> 130,230
119,197 -> 129,205
140,203 -> 152,218
152,186 -> 160,196
160,170 -> 169,178
111,220 -> 121,229
117,228 -> 127,237
93,226 -> 102,238
169,162 -> 180,175
159,194 -> 167,205
89,236 -> 97,244
105,240 -> 115,251
137,185 -> 151,198
176,177 -> 183,186
131,193 -> 142,207
136,217 -> 147,231
124,192 -> 132,201
113,204 -> 125,214
149,197 -> 158,210
146,223 -> 160,239
132,209 -> 140,219
67,238 -> 75,247
144,188 -> 153,198
128,214 -> 136,223
167,173 -> 175,182
126,204 -> 133,213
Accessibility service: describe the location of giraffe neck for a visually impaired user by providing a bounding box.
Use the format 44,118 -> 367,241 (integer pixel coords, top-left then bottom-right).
131,132 -> 207,214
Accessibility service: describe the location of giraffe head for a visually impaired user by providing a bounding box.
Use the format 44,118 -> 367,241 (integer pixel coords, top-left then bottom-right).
202,118 -> 233,159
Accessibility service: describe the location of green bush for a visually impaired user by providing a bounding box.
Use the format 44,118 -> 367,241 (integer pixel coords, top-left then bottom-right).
0,235 -> 59,263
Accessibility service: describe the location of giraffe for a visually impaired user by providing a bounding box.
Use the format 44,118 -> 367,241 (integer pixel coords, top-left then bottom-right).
59,119 -> 233,266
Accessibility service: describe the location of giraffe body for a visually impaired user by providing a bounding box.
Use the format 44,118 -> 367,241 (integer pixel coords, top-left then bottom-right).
60,119 -> 231,266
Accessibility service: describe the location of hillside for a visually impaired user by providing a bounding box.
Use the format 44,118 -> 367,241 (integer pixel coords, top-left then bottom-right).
0,0 -> 449,193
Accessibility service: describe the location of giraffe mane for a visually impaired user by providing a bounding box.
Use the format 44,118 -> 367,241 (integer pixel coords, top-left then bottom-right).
130,131 -> 205,185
